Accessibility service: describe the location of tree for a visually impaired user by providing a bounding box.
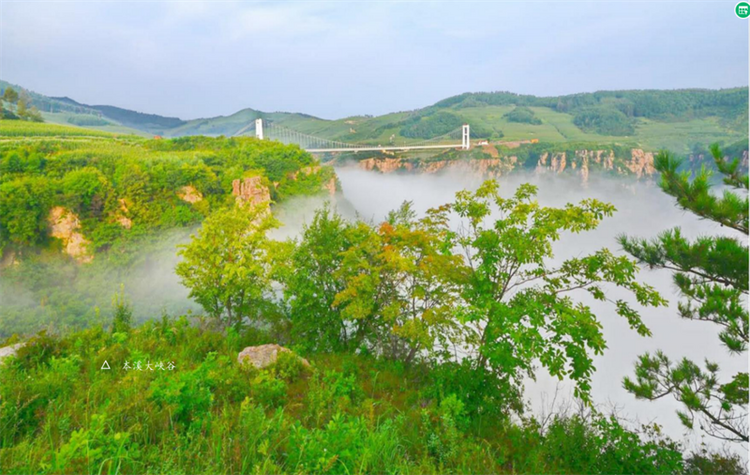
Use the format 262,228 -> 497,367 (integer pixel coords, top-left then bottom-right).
446,180 -> 664,406
620,144 -> 748,443
0,177 -> 55,252
16,97 -> 28,119
280,204 -> 356,352
334,202 -> 466,363
61,167 -> 111,216
2,87 -> 19,104
176,204 -> 277,331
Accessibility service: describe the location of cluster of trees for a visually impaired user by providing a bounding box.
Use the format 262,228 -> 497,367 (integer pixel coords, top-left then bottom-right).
573,106 -> 635,136
0,132 -> 335,336
0,87 -> 43,122
178,178 -> 665,413
177,143 -> 748,446
503,106 -> 542,125
399,111 -> 467,139
434,88 -> 748,136
0,135 -> 328,256
345,109 -> 498,143
436,88 -> 748,123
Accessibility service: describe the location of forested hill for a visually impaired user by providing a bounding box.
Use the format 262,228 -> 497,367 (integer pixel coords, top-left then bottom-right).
2,79 -> 747,153
0,121 -> 337,335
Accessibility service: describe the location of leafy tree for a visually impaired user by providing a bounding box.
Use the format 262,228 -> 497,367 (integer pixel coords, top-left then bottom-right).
620,144 -> 749,443
2,87 -> 19,104
176,203 -> 278,331
280,204 -> 356,352
446,180 -> 664,406
111,291 -> 133,334
0,177 -> 55,251
334,202 -> 466,363
16,97 -> 28,119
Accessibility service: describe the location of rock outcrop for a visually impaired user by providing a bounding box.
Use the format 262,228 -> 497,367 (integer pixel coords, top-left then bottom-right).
48,207 -> 92,263
627,149 -> 655,178
0,343 -> 25,365
355,147 -> 657,183
232,176 -> 270,207
178,185 -> 204,204
116,199 -> 132,229
359,157 -> 517,178
323,177 -> 337,195
237,344 -> 310,369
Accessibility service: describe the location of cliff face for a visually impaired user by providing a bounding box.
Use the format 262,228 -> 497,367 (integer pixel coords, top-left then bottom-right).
232,176 -> 271,207
48,207 -> 93,263
357,148 -> 657,182
686,150 -> 749,173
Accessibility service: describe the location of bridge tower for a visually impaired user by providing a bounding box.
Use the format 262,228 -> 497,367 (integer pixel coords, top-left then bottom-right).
255,118 -> 264,140
462,124 -> 470,150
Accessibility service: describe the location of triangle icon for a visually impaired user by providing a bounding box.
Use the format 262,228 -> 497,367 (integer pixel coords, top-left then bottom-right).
101,360 -> 110,370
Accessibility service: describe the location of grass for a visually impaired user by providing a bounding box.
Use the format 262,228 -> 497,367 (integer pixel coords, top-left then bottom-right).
0,120 -> 122,138
41,112 -> 152,137
0,318 -> 710,475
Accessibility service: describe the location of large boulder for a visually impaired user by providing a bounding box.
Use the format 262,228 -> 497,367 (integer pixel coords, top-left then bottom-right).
237,344 -> 310,369
0,343 -> 25,364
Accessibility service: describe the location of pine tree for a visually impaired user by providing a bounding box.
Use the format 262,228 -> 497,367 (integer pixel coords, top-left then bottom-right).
619,144 -> 748,443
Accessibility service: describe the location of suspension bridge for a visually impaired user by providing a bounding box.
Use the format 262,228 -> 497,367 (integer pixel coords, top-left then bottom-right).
234,118 -> 470,153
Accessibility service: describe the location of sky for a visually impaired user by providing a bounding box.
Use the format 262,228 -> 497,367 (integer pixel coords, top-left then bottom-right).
1,1 -> 747,120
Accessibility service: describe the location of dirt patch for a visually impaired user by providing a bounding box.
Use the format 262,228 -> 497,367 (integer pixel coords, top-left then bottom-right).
483,144 -> 499,157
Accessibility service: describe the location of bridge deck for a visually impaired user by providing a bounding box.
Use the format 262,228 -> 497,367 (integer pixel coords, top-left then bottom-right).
306,144 -> 462,153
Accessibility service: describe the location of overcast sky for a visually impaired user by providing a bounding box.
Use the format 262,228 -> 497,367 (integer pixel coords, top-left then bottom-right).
1,1 -> 747,120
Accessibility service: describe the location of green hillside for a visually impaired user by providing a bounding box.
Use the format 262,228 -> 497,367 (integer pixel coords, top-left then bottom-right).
3,80 -> 746,154
0,121 -> 336,335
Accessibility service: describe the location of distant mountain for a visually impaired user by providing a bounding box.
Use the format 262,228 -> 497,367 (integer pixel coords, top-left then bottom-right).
1,79 -> 747,153
84,104 -> 186,133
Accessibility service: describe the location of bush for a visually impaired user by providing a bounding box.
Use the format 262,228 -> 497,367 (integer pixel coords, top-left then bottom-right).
573,106 -> 635,135
503,106 -> 542,124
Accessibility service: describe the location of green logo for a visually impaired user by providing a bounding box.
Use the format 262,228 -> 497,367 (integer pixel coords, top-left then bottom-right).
736,2 -> 750,18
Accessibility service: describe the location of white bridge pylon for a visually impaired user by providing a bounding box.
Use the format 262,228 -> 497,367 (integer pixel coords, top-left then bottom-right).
243,118 -> 470,153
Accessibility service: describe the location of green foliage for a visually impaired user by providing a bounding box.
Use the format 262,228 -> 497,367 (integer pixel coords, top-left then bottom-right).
3,86 -> 19,104
176,204 -> 278,331
537,415 -> 684,475
0,322 -> 705,474
333,202 -> 466,363
400,111 -> 465,139
503,106 -> 542,125
111,292 -> 133,334
66,115 -> 111,127
437,88 -> 748,124
448,181 -> 663,404
573,106 -> 635,135
0,176 -> 55,250
683,446 -> 748,475
620,144 -> 749,443
279,204 -> 354,352
0,127 -> 334,337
